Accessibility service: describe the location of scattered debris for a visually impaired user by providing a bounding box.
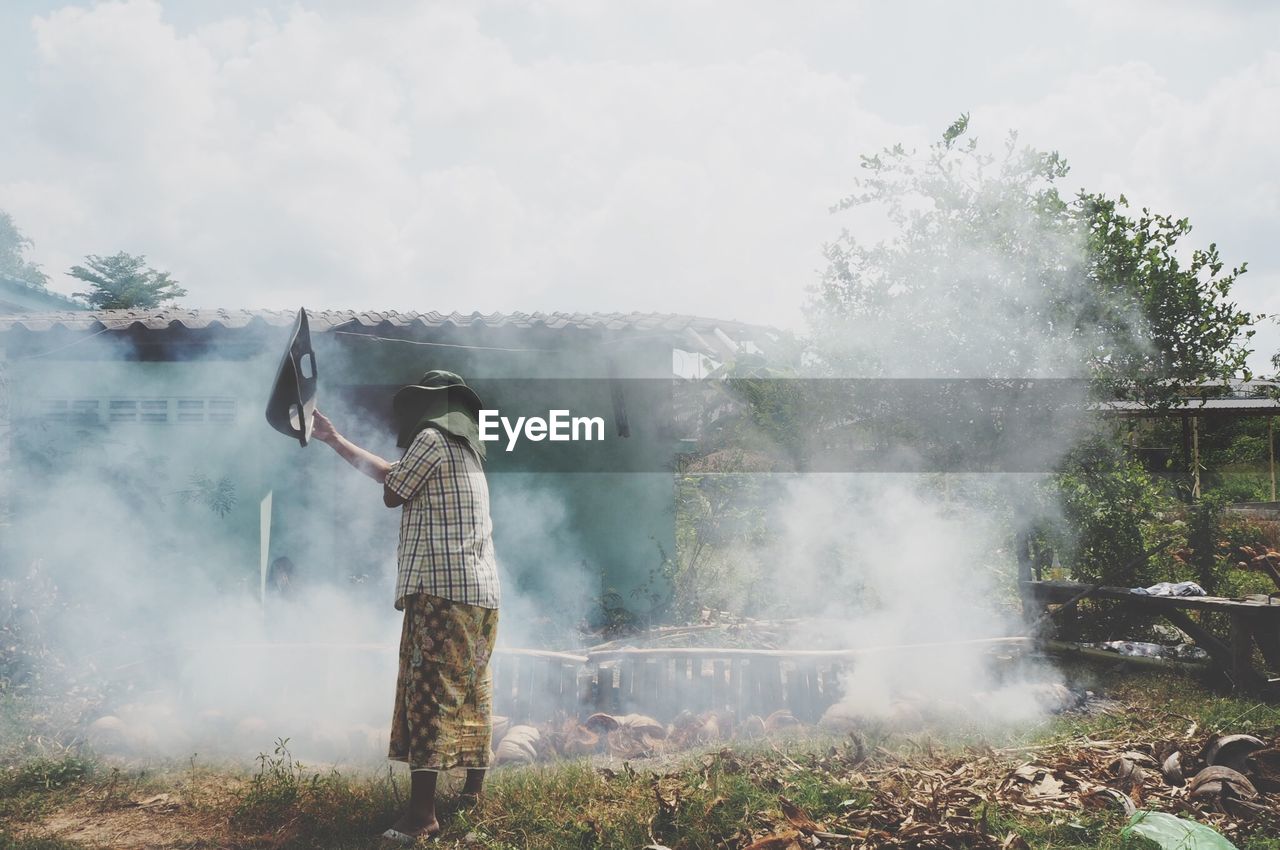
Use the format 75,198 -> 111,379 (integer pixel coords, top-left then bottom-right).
1133,581 -> 1207,598
1094,640 -> 1210,662
582,704 -> 1279,848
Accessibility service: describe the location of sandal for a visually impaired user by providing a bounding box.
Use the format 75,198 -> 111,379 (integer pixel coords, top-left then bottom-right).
380,826 -> 438,844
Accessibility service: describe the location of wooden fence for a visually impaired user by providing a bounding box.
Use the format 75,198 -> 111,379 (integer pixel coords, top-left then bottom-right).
491,638 -> 1029,724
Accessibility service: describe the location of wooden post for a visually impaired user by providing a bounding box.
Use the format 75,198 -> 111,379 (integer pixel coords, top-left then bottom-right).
694,656 -> 711,713
1270,416 -> 1276,502
1229,614 -> 1257,694
520,659 -> 537,721
785,664 -> 807,720
764,659 -> 783,715
642,660 -> 659,716
557,662 -> 575,716
579,662 -> 598,715
1182,415 -> 1193,501
1192,415 -> 1201,500
733,659 -> 747,718
1249,611 -> 1280,673
1015,530 -> 1036,628
508,657 -> 525,720
617,660 -> 633,713
711,660 -> 727,712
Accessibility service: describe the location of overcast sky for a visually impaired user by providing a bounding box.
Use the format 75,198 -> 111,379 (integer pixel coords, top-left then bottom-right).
2,1 -> 1277,368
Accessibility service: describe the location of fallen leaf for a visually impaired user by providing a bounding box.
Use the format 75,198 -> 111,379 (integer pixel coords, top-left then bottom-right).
742,831 -> 803,850
779,796 -> 821,833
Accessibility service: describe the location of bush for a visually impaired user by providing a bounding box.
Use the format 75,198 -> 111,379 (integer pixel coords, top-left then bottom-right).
1186,494 -> 1228,595
1057,437 -> 1166,587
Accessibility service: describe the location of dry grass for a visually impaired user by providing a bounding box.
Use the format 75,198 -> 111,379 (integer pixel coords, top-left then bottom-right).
2,668 -> 1279,850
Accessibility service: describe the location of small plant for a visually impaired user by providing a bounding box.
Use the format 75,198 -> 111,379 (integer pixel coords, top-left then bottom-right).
229,737 -> 400,844
233,738 -> 321,830
0,755 -> 91,794
175,473 -> 237,518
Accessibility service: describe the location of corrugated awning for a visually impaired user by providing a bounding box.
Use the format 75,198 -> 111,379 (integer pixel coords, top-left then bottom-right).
0,308 -> 789,358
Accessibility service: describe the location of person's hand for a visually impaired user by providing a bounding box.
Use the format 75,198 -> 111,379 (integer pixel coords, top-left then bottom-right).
312,410 -> 339,445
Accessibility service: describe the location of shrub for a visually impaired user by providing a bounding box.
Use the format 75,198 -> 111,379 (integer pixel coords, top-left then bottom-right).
1057,437 -> 1166,587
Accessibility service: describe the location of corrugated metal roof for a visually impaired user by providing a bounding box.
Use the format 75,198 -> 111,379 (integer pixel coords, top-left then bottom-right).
0,273 -> 87,310
0,308 -> 785,355
1095,398 -> 1280,415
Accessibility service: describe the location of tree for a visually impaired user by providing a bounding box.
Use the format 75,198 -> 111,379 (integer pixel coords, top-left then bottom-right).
68,252 -> 187,309
0,210 -> 50,288
807,116 -> 1259,586
1081,194 -> 1254,401
809,115 -> 1256,397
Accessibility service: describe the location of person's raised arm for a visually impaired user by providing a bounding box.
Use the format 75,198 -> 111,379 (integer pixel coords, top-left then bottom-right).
312,410 -> 392,483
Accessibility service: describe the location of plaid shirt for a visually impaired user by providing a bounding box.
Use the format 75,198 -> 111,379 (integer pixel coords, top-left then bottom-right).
384,428 -> 501,610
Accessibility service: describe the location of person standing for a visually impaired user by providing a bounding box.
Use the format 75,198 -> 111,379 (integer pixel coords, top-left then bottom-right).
312,370 -> 500,843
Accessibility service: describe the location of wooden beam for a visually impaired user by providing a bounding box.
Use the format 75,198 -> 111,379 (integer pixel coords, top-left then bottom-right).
587,636 -> 1029,664
1024,581 -> 1280,615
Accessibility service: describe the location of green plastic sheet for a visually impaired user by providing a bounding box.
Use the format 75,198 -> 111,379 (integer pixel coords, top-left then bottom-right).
1122,811 -> 1238,850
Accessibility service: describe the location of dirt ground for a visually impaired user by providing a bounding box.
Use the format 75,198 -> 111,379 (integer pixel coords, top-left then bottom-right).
3,668 -> 1280,849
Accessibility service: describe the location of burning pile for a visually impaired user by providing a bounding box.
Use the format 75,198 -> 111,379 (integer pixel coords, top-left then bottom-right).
492,709 -> 803,766
489,682 -> 1088,768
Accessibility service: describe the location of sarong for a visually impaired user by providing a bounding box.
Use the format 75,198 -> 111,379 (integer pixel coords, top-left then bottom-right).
388,592 -> 498,771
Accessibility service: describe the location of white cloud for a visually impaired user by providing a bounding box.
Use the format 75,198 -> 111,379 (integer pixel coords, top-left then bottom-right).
0,0 -> 1276,370
2,0 -> 899,327
976,49 -> 1280,369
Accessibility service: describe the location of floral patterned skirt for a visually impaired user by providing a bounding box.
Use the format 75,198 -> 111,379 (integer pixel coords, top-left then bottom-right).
388,593 -> 498,771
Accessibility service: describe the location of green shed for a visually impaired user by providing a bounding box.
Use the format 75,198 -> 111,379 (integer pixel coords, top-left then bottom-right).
0,309 -> 783,632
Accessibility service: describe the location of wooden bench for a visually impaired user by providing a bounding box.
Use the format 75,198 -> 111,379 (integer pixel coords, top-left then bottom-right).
1023,580 -> 1280,695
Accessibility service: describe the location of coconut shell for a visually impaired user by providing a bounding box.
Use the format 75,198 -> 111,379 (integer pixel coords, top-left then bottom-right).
888,701 -> 924,731
1109,756 -> 1144,786
1248,746 -> 1280,792
1082,786 -> 1136,818
1160,751 -> 1185,787
584,712 -> 621,733
739,715 -> 766,739
491,715 -> 511,743
494,725 -> 541,765
86,715 -> 128,751
817,702 -> 860,731
701,713 -> 723,741
559,725 -> 601,757
1203,734 -> 1265,773
764,710 -> 799,732
1189,765 -> 1258,800
619,714 -> 666,739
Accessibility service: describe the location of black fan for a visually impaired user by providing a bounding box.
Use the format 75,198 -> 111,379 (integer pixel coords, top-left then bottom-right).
265,308 -> 317,447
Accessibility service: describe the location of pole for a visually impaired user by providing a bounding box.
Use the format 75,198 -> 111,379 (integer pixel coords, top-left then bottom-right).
1192,416 -> 1201,500
1270,416 -> 1276,502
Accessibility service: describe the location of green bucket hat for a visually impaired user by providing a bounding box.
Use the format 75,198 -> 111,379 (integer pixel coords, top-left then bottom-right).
392,370 -> 487,459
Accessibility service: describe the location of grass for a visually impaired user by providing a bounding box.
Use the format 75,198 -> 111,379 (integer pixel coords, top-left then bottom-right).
1,668 -> 1278,849
230,737 -> 399,845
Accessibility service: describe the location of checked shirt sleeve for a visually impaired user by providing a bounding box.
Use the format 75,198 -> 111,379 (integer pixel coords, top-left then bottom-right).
385,429 -> 443,501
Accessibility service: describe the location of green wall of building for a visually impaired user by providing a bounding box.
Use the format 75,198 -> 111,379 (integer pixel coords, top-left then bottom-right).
3,326 -> 680,632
